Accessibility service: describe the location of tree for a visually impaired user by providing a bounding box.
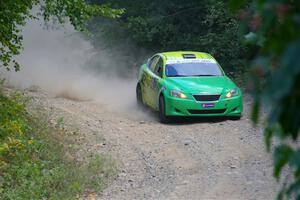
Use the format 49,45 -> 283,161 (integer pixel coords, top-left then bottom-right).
230,0 -> 300,199
0,0 -> 124,71
87,0 -> 247,77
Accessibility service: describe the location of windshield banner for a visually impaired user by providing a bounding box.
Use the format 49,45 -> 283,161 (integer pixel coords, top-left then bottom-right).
166,58 -> 217,65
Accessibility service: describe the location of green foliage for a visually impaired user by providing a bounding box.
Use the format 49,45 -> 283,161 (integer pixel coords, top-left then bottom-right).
87,0 -> 247,77
230,0 -> 300,199
0,90 -> 116,199
0,0 -> 124,71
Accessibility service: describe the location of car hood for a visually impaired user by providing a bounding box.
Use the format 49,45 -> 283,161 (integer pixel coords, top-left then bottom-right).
166,76 -> 236,94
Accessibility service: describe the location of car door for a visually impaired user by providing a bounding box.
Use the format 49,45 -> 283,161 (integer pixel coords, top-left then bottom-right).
143,55 -> 159,107
148,57 -> 163,108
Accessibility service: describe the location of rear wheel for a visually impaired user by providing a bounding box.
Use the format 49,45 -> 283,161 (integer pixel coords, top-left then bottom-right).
159,95 -> 171,123
136,84 -> 143,106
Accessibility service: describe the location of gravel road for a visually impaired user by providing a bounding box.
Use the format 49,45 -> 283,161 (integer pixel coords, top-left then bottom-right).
25,89 -> 278,200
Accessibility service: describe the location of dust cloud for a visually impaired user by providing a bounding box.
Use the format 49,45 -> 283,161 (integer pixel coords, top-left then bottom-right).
1,17 -> 152,120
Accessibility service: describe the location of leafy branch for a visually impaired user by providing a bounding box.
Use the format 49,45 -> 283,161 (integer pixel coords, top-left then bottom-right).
230,0 -> 300,199
0,0 -> 124,71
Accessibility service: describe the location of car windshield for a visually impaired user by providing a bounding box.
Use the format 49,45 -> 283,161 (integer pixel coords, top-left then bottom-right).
166,62 -> 223,77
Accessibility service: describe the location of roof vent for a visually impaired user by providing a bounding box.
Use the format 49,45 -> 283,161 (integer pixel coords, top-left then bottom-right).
182,54 -> 196,59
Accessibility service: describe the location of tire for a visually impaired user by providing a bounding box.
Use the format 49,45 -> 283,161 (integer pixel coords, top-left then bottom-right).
136,84 -> 143,106
229,116 -> 241,120
159,95 -> 170,123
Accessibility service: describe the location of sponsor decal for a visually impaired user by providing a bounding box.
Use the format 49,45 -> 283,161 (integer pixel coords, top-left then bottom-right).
202,103 -> 215,108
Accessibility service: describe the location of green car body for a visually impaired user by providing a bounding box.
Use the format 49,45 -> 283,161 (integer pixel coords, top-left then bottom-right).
136,51 -> 243,122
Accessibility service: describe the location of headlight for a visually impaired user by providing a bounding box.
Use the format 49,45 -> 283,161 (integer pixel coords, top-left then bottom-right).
225,88 -> 238,98
170,90 -> 187,99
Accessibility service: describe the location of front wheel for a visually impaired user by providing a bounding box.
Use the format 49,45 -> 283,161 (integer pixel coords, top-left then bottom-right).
136,84 -> 143,106
159,95 -> 171,123
228,116 -> 242,120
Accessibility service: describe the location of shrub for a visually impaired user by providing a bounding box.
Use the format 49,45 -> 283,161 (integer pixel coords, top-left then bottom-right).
0,90 -> 115,199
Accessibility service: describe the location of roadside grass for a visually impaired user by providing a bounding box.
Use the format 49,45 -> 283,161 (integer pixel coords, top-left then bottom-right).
0,87 -> 116,200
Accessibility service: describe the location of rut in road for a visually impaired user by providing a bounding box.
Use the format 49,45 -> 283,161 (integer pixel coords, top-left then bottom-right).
27,90 -> 278,200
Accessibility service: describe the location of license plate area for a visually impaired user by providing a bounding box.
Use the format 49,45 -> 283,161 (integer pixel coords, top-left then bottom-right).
202,103 -> 215,108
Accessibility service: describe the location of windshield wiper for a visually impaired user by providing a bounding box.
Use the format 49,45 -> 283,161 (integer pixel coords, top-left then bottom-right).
190,74 -> 216,77
168,75 -> 188,77
168,74 -> 219,77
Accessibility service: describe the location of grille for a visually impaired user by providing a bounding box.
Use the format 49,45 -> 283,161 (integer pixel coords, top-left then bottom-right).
188,109 -> 226,115
193,94 -> 220,101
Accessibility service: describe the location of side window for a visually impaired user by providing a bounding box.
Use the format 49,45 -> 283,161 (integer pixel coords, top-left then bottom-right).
148,56 -> 159,72
154,58 -> 163,78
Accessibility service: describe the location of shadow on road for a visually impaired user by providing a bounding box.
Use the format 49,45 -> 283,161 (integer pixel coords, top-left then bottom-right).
137,105 -> 239,125
166,116 -> 234,125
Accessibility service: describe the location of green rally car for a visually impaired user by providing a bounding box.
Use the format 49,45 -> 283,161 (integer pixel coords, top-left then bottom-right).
136,51 -> 243,123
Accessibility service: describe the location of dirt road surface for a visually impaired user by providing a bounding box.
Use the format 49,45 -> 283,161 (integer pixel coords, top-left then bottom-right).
25,89 -> 278,200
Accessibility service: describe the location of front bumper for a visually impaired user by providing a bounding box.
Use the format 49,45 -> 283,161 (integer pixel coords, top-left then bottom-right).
164,95 -> 243,117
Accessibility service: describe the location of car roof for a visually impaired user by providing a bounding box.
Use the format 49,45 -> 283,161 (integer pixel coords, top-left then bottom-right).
160,51 -> 214,60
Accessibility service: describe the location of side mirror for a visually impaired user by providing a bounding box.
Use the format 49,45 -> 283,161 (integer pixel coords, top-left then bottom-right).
158,67 -> 163,78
